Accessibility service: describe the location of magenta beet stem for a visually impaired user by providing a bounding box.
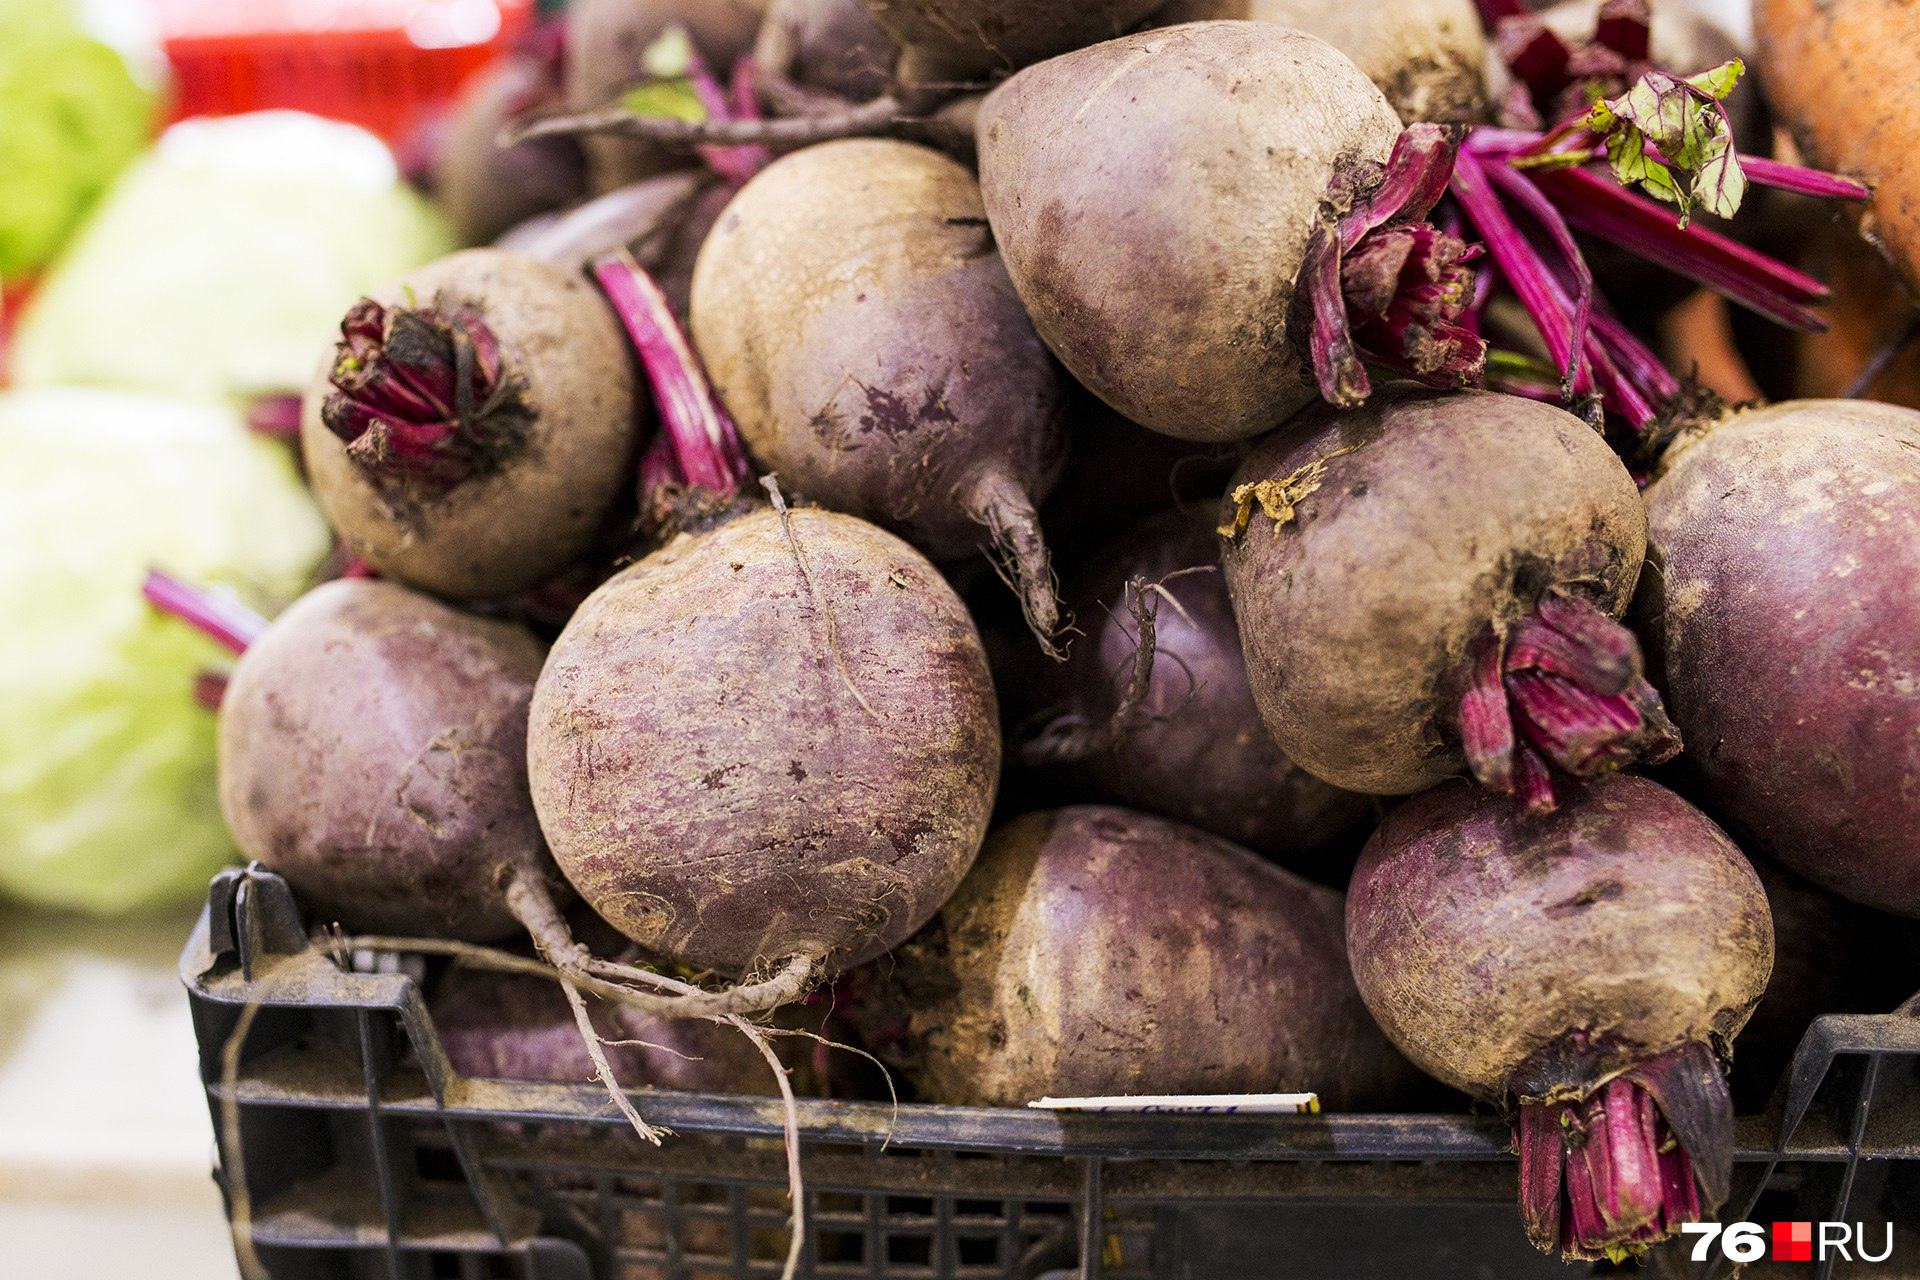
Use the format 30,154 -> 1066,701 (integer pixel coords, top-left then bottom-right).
1482,156 -> 1593,397
1451,149 -> 1587,395
1534,167 -> 1831,329
592,251 -> 750,497
1513,1042 -> 1729,1261
193,671 -> 230,711
1547,141 -> 1871,202
1308,125 -> 1487,407
244,395 -> 303,440
1738,155 -> 1872,200
143,569 -> 267,655
1455,590 -> 1680,813
685,45 -> 771,186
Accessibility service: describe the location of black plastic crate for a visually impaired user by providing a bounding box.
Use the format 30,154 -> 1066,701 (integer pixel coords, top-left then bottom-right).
185,866 -> 1920,1280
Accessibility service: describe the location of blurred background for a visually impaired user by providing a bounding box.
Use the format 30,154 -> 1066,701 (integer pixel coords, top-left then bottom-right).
0,4 -> 551,1276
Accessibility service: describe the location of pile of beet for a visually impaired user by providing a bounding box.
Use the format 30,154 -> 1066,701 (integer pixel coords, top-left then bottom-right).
163,2 -> 1920,1273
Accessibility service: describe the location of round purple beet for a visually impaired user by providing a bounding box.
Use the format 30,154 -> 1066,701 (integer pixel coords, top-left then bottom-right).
862,805 -> 1420,1109
1640,400 -> 1920,916
1032,508 -> 1371,861
1348,773 -> 1771,1100
1220,385 -> 1661,805
1348,773 -> 1772,1261
528,507 -> 1001,976
218,579 -> 553,941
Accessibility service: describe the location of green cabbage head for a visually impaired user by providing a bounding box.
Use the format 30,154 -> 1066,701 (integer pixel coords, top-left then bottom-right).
0,0 -> 156,283
11,111 -> 455,402
0,388 -> 331,913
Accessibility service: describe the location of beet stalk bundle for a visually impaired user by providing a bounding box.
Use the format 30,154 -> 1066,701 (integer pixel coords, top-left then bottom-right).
1455,1 -> 1869,435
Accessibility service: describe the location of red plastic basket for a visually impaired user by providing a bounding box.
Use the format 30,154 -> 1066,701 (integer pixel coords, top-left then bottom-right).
153,0 -> 535,143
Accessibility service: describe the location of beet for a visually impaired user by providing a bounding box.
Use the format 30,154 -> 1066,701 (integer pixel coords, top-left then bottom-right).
1035,395 -> 1242,573
689,138 -> 1069,649
1219,385 -> 1675,809
565,0 -> 768,192
1348,774 -> 1773,1261
1639,400 -> 1920,916
435,50 -> 585,246
527,505 -> 1000,977
217,579 -> 554,942
1023,508 -> 1371,863
977,22 -> 1481,442
301,250 -> 641,600
755,0 -> 897,103
855,0 -> 1168,86
857,805 -> 1417,1108
1149,0 -> 1489,124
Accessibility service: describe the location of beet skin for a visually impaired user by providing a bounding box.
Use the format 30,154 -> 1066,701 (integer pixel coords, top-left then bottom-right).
1220,386 -> 1657,800
1640,400 -> 1920,917
1032,508 -> 1371,862
976,23 -> 1403,441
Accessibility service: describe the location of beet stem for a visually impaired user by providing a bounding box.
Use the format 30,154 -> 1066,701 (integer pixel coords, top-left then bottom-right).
321,299 -> 520,497
1514,1054 -> 1724,1261
506,93 -> 906,150
683,43 -> 772,185
193,670 -> 230,711
1451,149 -> 1586,394
1534,168 -> 1830,326
1329,127 -> 1486,394
1303,222 -> 1371,407
1520,591 -> 1639,694
1459,629 -> 1518,793
1452,592 -> 1676,811
592,250 -> 749,497
1737,155 -> 1873,200
244,395 -> 303,440
1481,157 -> 1593,397
143,569 -> 268,655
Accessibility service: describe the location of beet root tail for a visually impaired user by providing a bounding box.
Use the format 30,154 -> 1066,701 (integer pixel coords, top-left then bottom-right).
967,469 -> 1065,660
1455,590 -> 1682,813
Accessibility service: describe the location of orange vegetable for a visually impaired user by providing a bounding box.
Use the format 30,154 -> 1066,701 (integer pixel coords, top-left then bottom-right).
1757,0 -> 1920,294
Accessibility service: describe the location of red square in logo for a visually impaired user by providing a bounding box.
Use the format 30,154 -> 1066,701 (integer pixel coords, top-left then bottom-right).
1774,1221 -> 1814,1262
